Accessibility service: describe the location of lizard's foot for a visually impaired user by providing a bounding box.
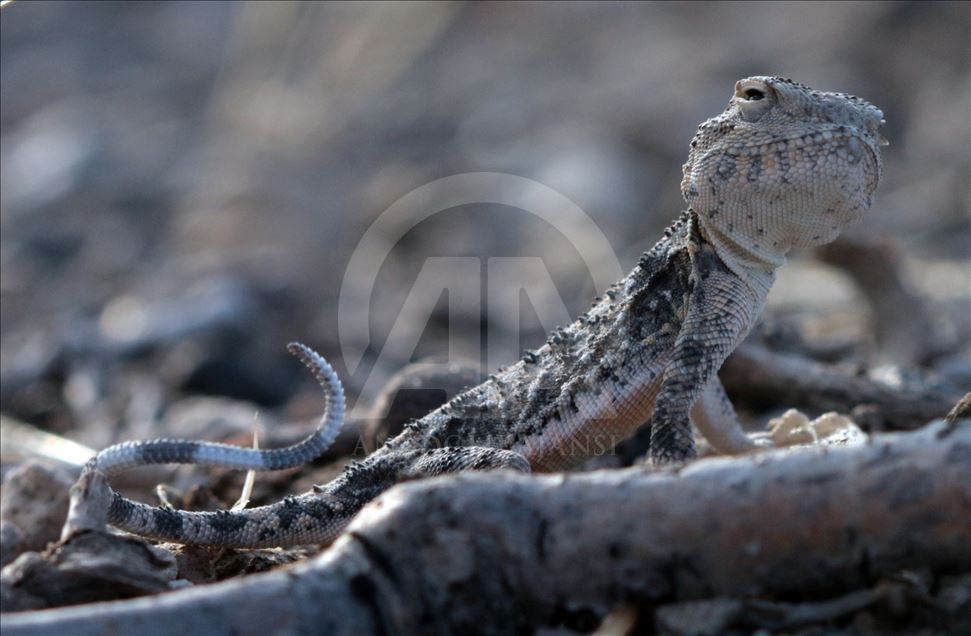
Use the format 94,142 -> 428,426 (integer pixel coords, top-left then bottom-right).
748,433 -> 775,450
767,410 -> 866,449
718,433 -> 775,455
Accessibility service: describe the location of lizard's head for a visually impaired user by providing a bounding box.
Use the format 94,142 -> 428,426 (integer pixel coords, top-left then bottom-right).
681,76 -> 885,268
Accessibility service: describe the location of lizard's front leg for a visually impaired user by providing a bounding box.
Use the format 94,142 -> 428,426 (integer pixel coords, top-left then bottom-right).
648,261 -> 763,463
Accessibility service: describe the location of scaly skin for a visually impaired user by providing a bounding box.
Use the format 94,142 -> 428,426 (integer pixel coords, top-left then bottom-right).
70,76 -> 885,548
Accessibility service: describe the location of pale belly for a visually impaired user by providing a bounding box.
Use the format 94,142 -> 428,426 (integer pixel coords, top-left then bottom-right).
513,366 -> 665,472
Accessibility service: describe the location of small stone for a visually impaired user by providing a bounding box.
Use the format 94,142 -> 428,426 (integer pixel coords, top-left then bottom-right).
0,521 -> 25,567
655,598 -> 743,636
0,461 -> 74,555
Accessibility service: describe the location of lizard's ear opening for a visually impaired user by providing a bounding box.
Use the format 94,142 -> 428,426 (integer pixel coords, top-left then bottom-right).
734,79 -> 774,122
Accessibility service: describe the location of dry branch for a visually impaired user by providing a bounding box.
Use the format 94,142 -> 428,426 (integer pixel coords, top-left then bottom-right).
722,341 -> 960,429
3,422 -> 969,635
816,233 -> 939,366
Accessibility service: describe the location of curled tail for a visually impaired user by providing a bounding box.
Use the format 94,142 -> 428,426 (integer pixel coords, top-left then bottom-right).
78,343 -> 349,547
94,342 -> 345,474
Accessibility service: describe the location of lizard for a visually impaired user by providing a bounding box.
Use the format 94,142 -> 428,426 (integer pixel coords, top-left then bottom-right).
66,76 -> 886,549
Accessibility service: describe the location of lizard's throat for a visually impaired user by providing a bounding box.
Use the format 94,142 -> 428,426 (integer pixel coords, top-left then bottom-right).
694,210 -> 784,299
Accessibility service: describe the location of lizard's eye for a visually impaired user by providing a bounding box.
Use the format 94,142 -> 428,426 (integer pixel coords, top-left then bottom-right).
734,80 -> 774,122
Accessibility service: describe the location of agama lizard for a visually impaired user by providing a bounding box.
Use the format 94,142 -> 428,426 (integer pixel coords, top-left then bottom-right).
68,76 -> 886,548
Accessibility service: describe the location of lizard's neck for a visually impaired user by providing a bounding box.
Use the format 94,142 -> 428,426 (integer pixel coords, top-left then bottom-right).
694,208 -> 783,299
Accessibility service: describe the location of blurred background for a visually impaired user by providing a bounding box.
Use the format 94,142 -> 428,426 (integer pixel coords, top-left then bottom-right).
1,2 -> 968,456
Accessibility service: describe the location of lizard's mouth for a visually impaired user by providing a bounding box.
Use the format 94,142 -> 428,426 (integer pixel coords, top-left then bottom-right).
871,117 -> 889,147
859,126 -> 885,195
862,112 -> 888,164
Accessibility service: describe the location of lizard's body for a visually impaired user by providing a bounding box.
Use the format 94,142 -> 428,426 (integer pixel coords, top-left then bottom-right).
70,77 -> 885,548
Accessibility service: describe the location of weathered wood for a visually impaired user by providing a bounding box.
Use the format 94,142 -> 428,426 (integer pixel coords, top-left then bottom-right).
3,421 -> 968,635
722,342 -> 960,429
816,233 -> 939,366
